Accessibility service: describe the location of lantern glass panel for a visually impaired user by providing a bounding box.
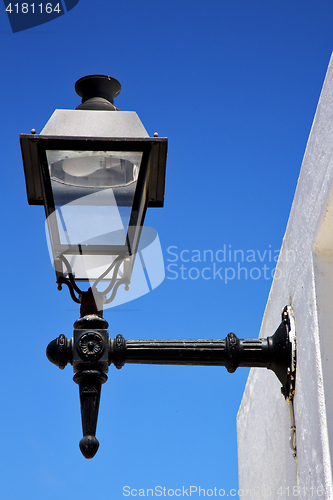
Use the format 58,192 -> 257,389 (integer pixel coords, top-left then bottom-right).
46,150 -> 142,246
45,149 -> 143,282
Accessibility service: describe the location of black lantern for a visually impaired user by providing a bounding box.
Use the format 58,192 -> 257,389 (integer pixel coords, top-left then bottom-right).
20,75 -> 296,460
21,75 -> 167,307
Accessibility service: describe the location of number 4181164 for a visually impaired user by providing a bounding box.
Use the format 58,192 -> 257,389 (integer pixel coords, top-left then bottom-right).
6,3 -> 62,13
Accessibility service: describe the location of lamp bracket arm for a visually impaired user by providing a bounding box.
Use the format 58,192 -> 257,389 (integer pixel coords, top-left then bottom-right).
45,306 -> 296,459
57,277 -> 81,303
107,306 -> 296,401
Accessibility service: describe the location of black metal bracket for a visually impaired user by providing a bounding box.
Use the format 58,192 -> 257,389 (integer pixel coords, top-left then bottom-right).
56,254 -> 129,308
46,305 -> 296,458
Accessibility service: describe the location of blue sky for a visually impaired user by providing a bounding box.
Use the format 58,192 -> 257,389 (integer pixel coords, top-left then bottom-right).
1,1 -> 333,499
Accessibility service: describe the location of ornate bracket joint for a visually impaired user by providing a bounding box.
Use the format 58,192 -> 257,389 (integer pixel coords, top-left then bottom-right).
110,334 -> 126,369
225,332 -> 240,373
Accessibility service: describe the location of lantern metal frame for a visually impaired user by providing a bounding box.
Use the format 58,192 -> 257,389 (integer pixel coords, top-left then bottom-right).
20,135 -> 167,208
20,134 -> 167,303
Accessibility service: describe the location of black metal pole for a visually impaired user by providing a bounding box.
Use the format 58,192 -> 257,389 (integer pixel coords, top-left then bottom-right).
113,336 -> 272,368
108,310 -> 293,396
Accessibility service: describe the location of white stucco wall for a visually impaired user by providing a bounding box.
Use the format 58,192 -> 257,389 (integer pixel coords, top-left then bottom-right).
237,54 -> 333,499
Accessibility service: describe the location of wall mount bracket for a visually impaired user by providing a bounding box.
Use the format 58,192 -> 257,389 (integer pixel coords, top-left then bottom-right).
46,304 -> 296,458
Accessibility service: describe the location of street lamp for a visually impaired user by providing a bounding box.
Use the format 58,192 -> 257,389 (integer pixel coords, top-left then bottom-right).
21,75 -> 167,310
21,75 -> 296,459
